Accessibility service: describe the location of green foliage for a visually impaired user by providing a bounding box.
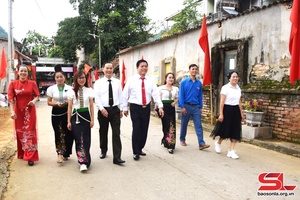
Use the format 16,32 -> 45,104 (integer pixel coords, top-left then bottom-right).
21,30 -> 53,57
165,0 -> 203,35
55,16 -> 95,63
67,0 -> 151,64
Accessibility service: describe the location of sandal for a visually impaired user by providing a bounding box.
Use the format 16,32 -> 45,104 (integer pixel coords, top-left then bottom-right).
57,155 -> 63,163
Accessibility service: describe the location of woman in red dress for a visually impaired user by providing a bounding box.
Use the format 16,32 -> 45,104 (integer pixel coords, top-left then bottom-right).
8,65 -> 40,166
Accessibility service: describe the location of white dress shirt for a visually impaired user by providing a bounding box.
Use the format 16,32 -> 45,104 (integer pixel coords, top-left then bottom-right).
122,74 -> 163,111
94,76 -> 123,111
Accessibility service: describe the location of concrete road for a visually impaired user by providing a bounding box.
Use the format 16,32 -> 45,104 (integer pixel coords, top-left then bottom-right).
3,99 -> 300,200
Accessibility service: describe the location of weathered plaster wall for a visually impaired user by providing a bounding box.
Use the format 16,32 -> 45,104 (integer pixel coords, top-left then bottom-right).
120,4 -> 291,84
118,3 -> 300,143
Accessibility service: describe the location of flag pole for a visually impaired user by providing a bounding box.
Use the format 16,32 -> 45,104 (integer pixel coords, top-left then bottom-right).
210,84 -> 213,125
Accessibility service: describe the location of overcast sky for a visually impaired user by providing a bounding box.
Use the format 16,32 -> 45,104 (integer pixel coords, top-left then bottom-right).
0,0 -> 184,42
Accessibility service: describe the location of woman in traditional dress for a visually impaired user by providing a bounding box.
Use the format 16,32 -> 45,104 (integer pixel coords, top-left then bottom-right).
8,64 -> 40,166
67,71 -> 94,172
157,72 -> 178,154
47,66 -> 73,163
214,71 -> 245,159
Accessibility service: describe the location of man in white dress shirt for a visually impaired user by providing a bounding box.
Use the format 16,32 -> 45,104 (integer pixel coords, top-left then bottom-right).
123,59 -> 164,161
94,63 -> 125,165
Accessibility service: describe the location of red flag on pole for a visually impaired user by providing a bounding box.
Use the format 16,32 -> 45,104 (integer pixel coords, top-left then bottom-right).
84,64 -> 92,87
94,68 -> 99,80
121,60 -> 126,89
31,66 -> 36,80
0,47 -> 7,79
83,64 -> 92,75
198,14 -> 211,86
289,0 -> 300,85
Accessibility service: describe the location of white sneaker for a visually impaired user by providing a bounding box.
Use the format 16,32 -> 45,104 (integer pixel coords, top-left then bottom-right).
214,141 -> 221,153
227,150 -> 239,159
80,164 -> 88,172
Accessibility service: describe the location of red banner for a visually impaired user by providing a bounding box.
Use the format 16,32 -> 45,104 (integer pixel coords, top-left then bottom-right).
0,47 -> 7,79
121,60 -> 126,89
198,14 -> 211,86
289,0 -> 300,85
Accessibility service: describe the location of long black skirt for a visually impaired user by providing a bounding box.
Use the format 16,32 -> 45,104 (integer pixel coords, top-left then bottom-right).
161,103 -> 176,149
216,105 -> 241,141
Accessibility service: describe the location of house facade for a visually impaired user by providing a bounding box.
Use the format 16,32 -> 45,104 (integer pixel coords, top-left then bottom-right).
118,0 -> 300,143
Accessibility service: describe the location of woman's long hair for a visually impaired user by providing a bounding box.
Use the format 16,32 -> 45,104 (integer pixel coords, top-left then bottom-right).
73,71 -> 88,100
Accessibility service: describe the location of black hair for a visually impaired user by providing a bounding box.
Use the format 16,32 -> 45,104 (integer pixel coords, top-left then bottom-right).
226,71 -> 239,80
54,65 -> 65,78
136,59 -> 148,68
189,64 -> 198,69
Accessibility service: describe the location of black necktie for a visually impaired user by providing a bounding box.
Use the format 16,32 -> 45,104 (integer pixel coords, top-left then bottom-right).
108,79 -> 113,106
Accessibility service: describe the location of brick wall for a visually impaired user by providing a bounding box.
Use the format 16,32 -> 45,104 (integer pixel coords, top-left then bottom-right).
202,87 -> 300,144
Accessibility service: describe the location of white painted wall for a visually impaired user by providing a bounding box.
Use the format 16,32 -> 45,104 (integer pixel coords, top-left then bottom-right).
119,3 -> 291,83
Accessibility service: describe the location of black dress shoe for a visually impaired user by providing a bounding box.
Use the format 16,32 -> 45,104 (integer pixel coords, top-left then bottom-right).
133,154 -> 140,160
28,161 -> 34,166
168,149 -> 174,154
139,151 -> 146,156
99,153 -> 106,159
113,158 -> 125,165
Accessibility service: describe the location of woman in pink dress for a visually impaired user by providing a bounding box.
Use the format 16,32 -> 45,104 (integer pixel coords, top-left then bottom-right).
8,65 -> 40,166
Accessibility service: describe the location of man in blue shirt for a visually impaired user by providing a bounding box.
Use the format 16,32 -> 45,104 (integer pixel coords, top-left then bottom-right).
178,64 -> 210,150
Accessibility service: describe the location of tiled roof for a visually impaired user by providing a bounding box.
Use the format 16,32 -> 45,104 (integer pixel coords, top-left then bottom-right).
118,0 -> 292,55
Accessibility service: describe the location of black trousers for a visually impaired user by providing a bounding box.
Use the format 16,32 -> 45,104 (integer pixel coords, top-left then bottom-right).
129,103 -> 150,155
51,107 -> 73,157
98,106 -> 122,159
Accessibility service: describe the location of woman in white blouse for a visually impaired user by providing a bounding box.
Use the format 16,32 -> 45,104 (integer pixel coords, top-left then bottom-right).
67,71 -> 95,172
157,73 -> 178,154
215,71 -> 245,159
47,67 -> 73,163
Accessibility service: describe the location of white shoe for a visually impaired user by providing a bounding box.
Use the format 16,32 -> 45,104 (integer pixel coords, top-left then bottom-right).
214,141 -> 221,153
227,150 -> 239,159
80,164 -> 87,172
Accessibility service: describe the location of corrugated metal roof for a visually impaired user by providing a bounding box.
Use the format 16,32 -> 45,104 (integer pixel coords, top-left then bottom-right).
0,26 -> 8,40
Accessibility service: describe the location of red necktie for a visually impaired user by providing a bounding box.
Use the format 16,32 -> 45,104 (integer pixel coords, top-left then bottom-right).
141,77 -> 146,105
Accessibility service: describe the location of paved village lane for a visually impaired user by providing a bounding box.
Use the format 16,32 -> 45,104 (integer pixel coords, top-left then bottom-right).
2,98 -> 300,200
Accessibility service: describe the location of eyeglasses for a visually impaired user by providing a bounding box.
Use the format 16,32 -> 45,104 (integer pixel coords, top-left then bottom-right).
78,76 -> 86,80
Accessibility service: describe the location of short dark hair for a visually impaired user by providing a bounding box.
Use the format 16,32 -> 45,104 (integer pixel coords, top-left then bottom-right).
136,59 -> 148,68
189,64 -> 198,69
226,71 -> 239,80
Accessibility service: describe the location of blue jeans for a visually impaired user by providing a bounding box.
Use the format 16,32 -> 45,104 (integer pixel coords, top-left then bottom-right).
180,104 -> 205,146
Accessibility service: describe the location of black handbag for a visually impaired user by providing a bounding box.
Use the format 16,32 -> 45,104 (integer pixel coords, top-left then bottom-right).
210,121 -> 222,139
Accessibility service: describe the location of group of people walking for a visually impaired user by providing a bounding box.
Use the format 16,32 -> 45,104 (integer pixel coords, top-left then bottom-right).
8,60 -> 244,172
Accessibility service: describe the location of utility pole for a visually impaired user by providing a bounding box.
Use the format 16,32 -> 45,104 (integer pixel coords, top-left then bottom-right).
7,0 -> 14,92
88,33 -> 101,68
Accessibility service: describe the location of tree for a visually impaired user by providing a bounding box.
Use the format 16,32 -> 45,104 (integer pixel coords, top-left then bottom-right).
165,0 -> 203,36
21,30 -> 54,57
68,0 -> 151,65
55,16 -> 95,63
